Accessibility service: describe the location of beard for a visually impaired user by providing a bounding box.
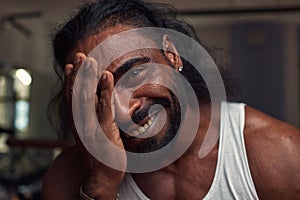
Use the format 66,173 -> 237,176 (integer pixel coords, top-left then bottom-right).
137,91 -> 183,153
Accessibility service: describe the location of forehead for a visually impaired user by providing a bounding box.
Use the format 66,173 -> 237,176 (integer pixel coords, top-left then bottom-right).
65,24 -> 161,71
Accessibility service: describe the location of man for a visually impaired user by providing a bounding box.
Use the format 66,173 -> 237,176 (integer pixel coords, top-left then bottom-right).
42,0 -> 300,199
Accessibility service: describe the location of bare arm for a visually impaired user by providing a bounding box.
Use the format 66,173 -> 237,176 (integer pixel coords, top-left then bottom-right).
244,106 -> 300,200
43,53 -> 126,199
42,146 -> 84,200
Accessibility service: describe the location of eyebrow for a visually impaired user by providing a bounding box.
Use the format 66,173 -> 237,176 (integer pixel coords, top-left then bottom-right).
113,57 -> 151,80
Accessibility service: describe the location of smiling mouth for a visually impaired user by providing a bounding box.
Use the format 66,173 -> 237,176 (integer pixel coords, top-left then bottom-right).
120,99 -> 171,139
131,115 -> 154,137
124,106 -> 161,138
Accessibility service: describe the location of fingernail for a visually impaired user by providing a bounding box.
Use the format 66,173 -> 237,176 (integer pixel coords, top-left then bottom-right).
65,64 -> 73,76
74,55 -> 81,64
101,72 -> 107,80
65,69 -> 71,76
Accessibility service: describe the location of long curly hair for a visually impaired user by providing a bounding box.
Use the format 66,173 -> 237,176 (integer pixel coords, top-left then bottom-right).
48,0 -> 237,138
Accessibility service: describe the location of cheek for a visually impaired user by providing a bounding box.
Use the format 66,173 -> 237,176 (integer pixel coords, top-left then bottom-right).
150,71 -> 181,96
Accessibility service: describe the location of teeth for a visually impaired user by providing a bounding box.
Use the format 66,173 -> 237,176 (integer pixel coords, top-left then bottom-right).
132,130 -> 139,136
138,127 -> 146,134
131,117 -> 155,136
147,119 -> 153,126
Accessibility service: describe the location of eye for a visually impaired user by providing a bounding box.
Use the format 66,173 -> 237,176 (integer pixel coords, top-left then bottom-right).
129,68 -> 142,79
120,66 -> 147,88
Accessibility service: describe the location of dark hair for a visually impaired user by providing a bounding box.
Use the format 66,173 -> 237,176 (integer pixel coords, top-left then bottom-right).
48,0 -> 235,138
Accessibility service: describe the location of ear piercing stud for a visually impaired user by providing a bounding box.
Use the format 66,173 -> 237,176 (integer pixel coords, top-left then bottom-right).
178,66 -> 183,72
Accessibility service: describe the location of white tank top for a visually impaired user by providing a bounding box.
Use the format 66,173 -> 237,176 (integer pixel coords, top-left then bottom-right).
118,102 -> 259,199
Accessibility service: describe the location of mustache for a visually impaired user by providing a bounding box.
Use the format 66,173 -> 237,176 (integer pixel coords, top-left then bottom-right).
131,98 -> 171,124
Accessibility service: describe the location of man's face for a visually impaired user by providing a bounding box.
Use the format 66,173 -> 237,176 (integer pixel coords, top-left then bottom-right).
113,56 -> 183,153
66,25 -> 185,153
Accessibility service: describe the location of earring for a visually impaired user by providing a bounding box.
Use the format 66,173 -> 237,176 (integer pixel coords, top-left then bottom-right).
178,66 -> 183,72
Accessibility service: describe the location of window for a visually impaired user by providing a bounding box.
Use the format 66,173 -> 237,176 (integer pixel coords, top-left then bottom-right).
0,68 -> 32,135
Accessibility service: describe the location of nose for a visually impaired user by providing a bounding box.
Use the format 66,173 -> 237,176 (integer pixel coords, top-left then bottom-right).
114,90 -> 143,125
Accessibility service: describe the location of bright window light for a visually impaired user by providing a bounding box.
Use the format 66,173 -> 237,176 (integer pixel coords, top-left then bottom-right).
15,69 -> 32,86
15,100 -> 29,131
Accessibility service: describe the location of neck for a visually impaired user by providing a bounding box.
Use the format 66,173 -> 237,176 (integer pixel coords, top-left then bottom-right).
131,102 -> 221,199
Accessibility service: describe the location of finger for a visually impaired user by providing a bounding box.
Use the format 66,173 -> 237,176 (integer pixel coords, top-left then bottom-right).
77,56 -> 99,142
98,70 -> 115,124
73,52 -> 87,70
64,64 -> 73,103
97,70 -> 120,142
64,63 -> 84,148
65,64 -> 73,76
64,52 -> 87,103
71,52 -> 87,88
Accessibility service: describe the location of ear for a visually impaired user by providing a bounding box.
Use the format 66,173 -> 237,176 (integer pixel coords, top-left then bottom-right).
162,34 -> 183,71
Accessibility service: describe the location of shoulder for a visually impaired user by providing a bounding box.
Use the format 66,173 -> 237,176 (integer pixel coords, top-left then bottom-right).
243,106 -> 300,199
42,145 -> 84,200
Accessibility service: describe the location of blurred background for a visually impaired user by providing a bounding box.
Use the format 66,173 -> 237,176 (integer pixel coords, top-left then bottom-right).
0,0 -> 299,199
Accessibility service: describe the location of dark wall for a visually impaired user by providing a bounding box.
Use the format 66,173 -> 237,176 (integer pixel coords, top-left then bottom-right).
232,22 -> 285,120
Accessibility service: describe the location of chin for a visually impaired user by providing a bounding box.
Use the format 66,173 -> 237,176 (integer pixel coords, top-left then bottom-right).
121,109 -> 181,153
121,90 -> 183,153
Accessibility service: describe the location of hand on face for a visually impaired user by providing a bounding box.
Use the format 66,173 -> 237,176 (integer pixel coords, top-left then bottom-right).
64,52 -> 126,196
